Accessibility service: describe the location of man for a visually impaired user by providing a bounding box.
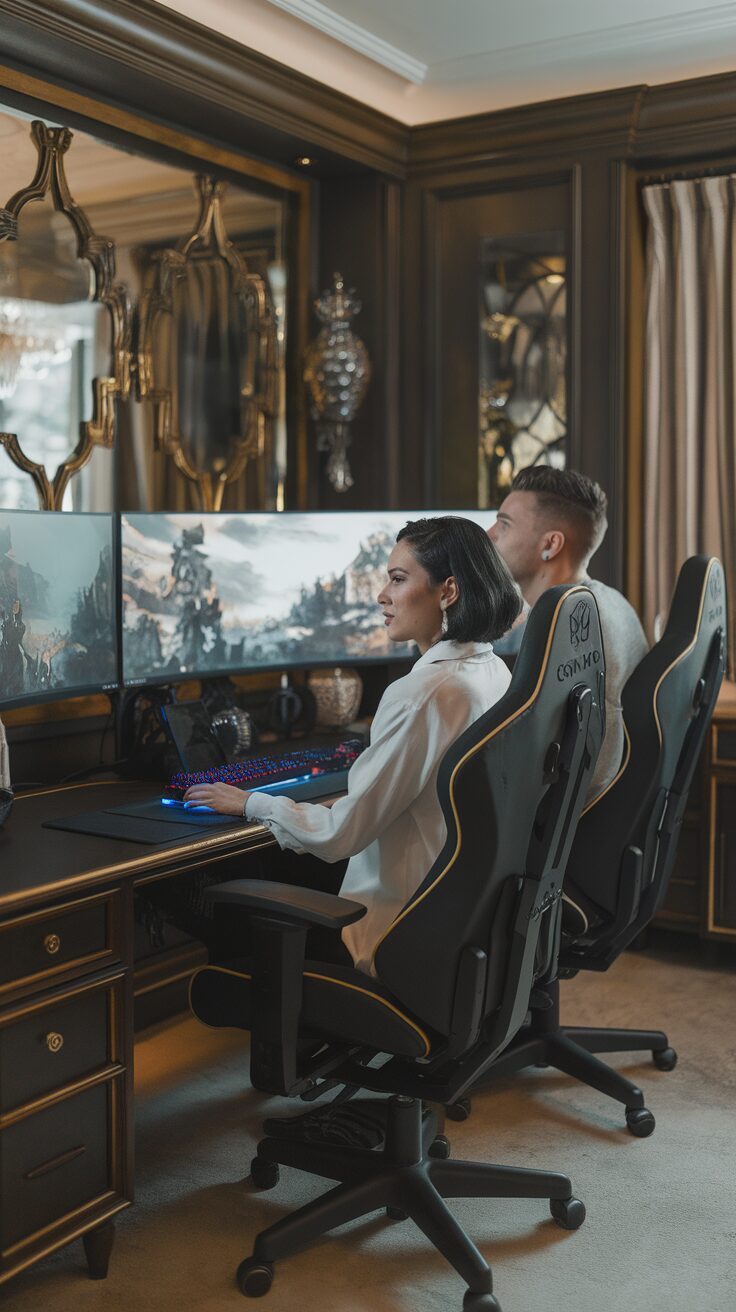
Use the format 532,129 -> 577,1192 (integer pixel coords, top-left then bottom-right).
489,466 -> 649,801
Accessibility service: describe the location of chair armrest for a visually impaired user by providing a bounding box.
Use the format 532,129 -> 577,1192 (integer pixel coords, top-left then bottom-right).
204,878 -> 366,929
202,879 -> 365,1097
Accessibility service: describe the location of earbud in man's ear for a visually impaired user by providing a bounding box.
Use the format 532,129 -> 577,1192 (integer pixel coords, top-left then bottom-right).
541,549 -> 551,561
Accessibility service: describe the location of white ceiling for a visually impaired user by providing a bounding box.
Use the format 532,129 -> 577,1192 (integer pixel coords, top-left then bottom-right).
157,0 -> 736,124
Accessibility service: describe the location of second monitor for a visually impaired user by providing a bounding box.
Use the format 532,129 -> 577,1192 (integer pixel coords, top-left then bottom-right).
121,510 -> 492,687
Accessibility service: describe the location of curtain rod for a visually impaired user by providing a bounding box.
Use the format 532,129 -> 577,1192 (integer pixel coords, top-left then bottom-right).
640,164 -> 736,187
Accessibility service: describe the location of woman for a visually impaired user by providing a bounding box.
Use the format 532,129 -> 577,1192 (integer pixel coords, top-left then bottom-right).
184,517 -> 520,975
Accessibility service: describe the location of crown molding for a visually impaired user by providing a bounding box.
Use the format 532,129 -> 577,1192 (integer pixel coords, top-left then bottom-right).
407,85 -> 646,177
634,68 -> 736,159
1,2 -> 736,186
265,0 -> 426,84
0,0 -> 408,177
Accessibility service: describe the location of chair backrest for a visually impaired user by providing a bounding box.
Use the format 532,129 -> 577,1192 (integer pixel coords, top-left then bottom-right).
564,556 -> 726,937
374,584 -> 605,1044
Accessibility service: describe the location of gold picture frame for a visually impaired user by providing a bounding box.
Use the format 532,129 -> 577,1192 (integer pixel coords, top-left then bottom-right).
136,174 -> 278,511
0,120 -> 131,509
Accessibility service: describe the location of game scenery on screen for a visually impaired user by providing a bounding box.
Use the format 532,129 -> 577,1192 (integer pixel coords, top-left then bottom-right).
0,512 -> 117,704
120,511 -> 488,684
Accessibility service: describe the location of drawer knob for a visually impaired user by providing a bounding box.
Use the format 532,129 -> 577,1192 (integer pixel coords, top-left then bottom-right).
45,1031 -> 64,1053
44,933 -> 61,955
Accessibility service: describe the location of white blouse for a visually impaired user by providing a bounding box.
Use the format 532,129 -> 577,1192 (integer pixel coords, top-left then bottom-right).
245,641 -> 511,974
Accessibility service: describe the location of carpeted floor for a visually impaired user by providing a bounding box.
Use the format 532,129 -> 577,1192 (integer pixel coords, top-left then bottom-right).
5,935 -> 736,1312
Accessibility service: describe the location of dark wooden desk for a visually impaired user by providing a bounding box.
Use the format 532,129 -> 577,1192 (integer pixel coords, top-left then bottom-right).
0,780 -> 276,1286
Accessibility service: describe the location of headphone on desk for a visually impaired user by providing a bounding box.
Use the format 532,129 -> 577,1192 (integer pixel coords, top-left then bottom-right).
266,682 -> 316,739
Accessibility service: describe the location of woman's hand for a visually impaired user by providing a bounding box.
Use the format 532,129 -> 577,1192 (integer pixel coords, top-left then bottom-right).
183,783 -> 251,816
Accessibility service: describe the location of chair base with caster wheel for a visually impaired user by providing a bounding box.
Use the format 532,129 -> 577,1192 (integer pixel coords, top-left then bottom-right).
241,1095 -> 584,1309
447,979 -> 675,1135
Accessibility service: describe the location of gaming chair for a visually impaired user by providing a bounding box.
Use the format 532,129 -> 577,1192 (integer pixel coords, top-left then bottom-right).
447,556 -> 726,1137
188,584 -> 605,1311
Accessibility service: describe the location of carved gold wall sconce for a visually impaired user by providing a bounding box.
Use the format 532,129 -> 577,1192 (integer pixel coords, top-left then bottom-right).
136,175 -> 278,511
0,120 -> 131,510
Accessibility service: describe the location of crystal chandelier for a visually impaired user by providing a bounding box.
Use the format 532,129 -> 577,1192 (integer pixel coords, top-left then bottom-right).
0,303 -> 27,400
0,298 -> 73,400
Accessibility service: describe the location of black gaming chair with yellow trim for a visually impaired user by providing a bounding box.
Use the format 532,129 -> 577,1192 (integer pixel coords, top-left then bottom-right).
189,584 -> 605,1312
449,555 -> 726,1138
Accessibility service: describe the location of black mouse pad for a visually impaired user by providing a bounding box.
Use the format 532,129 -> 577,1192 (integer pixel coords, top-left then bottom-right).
43,811 -> 214,844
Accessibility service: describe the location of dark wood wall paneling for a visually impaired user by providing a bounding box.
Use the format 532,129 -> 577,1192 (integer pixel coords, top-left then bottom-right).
313,175 -> 402,509
3,3 -> 736,570
401,75 -> 736,586
401,87 -> 645,585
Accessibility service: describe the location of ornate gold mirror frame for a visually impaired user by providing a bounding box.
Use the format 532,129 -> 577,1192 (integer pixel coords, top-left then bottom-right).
137,175 -> 278,511
0,120 -> 131,509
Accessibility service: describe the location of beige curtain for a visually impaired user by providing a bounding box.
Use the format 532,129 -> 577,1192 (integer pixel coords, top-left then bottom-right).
642,176 -> 736,678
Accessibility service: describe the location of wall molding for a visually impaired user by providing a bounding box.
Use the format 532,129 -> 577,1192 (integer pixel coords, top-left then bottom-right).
2,4 -> 736,183
265,0 -> 427,84
0,0 -> 408,177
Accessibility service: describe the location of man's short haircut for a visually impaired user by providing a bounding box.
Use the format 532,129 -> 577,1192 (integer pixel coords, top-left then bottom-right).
397,516 -> 521,642
510,466 -> 608,562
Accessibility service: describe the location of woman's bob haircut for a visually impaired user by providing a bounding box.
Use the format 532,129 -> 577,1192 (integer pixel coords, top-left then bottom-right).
396,516 -> 521,643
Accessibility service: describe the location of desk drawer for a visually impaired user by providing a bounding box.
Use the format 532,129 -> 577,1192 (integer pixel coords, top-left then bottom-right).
0,1082 -> 113,1257
0,891 -> 121,998
0,978 -> 119,1115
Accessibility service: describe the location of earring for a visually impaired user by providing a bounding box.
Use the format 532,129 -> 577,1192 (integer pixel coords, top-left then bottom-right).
441,603 -> 449,636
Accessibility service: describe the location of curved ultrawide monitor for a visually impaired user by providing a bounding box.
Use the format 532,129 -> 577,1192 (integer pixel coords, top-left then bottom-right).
0,509 -> 118,709
120,510 -> 493,688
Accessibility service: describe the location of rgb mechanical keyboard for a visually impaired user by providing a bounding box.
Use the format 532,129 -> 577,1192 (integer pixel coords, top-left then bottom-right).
163,738 -> 364,803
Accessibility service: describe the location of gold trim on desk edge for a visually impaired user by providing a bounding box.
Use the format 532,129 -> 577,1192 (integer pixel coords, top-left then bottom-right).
12,780 -> 143,801
0,821 -> 276,912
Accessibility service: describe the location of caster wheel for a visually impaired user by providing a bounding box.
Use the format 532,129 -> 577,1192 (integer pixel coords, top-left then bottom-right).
446,1097 -> 471,1123
626,1107 -> 655,1137
250,1157 -> 280,1189
429,1135 -> 451,1160
386,1205 -> 408,1221
653,1047 -> 677,1072
463,1292 -> 501,1311
237,1258 -> 274,1298
550,1196 -> 586,1230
